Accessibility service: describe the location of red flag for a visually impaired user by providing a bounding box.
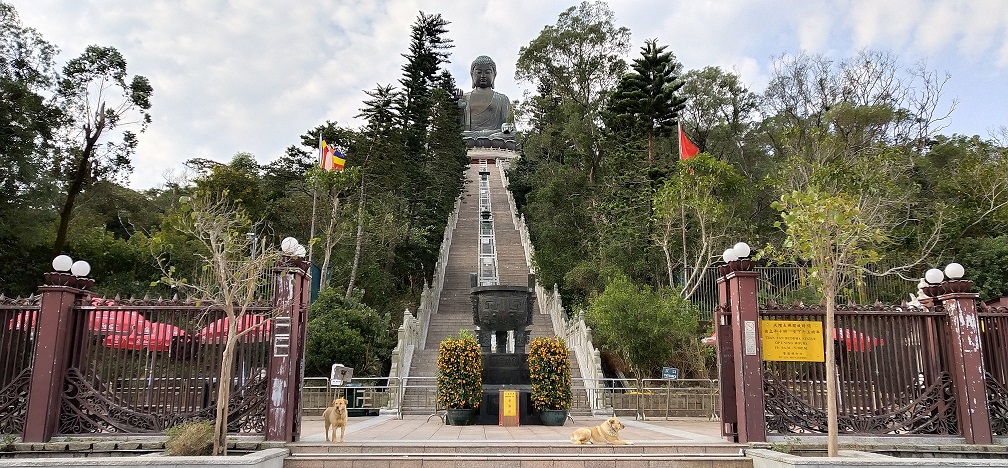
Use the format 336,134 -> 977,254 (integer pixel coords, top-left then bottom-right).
679,124 -> 700,160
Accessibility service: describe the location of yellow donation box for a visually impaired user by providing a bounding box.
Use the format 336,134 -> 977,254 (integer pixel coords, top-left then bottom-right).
760,319 -> 825,362
499,389 -> 519,427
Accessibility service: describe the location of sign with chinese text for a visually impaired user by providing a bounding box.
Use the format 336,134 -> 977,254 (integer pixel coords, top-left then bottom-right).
760,320 -> 825,362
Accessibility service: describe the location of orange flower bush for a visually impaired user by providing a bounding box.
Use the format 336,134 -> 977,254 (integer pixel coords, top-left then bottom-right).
436,329 -> 483,409
528,336 -> 572,412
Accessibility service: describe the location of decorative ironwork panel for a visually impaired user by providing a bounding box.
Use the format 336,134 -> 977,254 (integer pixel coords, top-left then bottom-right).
987,373 -> 1008,436
0,369 -> 31,434
765,371 -> 957,435
58,367 -> 268,435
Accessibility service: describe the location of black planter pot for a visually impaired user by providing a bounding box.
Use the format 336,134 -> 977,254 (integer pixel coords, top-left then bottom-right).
446,408 -> 475,426
539,409 -> 568,426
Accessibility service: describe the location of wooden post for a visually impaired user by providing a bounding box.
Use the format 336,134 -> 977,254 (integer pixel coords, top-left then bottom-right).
725,262 -> 766,443
23,273 -> 92,442
938,281 -> 992,444
265,259 -> 309,441
715,271 -> 739,441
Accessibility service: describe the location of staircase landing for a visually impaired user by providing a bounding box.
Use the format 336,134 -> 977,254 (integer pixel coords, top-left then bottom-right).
287,414 -> 748,467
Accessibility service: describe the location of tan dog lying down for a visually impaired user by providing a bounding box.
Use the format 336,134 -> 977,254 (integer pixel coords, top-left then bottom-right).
323,397 -> 349,443
570,416 -> 633,445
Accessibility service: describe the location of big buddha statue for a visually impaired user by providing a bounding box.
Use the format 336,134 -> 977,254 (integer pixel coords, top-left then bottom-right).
460,55 -> 517,148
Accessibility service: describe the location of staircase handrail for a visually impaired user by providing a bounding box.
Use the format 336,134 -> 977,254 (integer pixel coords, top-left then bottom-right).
499,160 -> 605,411
387,308 -> 419,410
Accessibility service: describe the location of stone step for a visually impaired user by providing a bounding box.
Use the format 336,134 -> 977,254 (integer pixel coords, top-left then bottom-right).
285,442 -> 749,468
287,441 -> 746,456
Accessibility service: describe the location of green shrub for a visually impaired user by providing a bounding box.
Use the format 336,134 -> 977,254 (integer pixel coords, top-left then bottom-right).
164,419 -> 213,456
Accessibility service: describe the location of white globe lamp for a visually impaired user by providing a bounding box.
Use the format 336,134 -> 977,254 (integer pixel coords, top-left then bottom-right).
722,248 -> 738,263
281,237 -> 299,255
924,268 -> 944,285
71,260 -> 91,277
944,262 -> 965,280
52,255 -> 73,272
733,242 -> 751,259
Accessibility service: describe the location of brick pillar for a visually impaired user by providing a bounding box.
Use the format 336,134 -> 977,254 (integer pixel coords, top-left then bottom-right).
725,262 -> 766,443
23,273 -> 93,442
937,280 -> 992,444
715,272 -> 739,441
265,259 -> 309,442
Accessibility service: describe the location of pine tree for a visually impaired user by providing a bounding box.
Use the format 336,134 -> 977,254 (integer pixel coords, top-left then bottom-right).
608,39 -> 686,165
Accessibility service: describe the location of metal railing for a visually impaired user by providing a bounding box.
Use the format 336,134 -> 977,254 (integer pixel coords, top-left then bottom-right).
299,376 -> 718,420
686,266 -> 914,322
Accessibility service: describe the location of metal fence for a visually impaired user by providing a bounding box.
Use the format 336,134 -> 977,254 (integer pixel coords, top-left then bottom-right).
0,295 -> 41,435
979,304 -> 1008,436
687,266 -> 913,321
759,304 -> 958,435
58,299 -> 275,435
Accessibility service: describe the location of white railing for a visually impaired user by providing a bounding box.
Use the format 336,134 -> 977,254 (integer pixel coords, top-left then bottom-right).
386,194 -> 461,409
498,159 -> 606,412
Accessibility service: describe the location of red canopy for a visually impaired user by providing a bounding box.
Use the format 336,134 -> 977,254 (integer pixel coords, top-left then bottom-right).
197,315 -> 271,344
87,309 -> 150,335
834,327 -> 884,352
103,322 -> 186,352
6,310 -> 35,331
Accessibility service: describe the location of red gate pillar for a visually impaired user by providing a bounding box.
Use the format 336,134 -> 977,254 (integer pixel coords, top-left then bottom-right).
715,271 -> 739,441
23,272 -> 93,442
725,260 -> 766,443
938,279 -> 992,444
265,258 -> 310,442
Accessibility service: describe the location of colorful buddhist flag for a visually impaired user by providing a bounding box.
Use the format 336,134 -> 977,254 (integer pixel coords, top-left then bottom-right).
320,140 -> 346,172
679,123 -> 700,160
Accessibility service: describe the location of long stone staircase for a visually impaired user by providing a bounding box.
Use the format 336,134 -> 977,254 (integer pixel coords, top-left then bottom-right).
401,156 -> 579,414
286,150 -> 750,467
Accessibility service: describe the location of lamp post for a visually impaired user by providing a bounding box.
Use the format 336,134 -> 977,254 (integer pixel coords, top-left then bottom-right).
715,241 -> 764,443
24,255 -> 94,442
247,231 -> 257,260
923,262 -> 991,443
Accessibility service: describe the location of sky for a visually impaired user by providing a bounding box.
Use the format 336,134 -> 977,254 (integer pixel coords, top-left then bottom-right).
9,0 -> 1008,190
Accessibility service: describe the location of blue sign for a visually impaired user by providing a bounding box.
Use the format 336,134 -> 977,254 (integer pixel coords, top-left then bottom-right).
661,367 -> 679,380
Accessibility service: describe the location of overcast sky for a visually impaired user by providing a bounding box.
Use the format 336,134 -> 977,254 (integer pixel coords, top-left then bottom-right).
9,0 -> 1008,190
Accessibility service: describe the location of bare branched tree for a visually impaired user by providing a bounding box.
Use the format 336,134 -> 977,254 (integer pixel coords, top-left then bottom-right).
157,194 -> 285,456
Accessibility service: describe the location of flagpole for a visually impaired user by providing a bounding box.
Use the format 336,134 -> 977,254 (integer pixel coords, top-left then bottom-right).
308,135 -> 321,264
678,122 -> 688,293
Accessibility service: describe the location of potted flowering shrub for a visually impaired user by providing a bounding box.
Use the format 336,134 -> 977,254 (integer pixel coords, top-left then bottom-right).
436,329 -> 483,425
528,336 -> 572,425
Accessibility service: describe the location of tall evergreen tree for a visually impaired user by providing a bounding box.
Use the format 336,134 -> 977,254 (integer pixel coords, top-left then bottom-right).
607,39 -> 686,165
397,12 -> 452,210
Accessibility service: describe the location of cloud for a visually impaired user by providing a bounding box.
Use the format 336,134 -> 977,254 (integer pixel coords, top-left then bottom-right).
7,0 -> 1008,189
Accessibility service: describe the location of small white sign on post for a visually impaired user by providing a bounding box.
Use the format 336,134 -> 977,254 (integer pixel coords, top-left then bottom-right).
330,364 -> 354,387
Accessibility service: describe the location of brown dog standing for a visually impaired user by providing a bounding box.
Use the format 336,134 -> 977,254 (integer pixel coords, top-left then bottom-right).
570,416 -> 633,445
323,397 -> 349,443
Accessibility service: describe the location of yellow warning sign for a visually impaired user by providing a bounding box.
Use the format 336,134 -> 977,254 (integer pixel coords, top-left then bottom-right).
760,319 -> 825,362
501,390 -> 518,417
